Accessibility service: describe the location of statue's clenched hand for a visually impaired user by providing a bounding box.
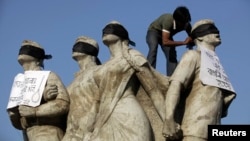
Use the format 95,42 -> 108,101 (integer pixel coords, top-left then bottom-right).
19,105 -> 36,117
44,85 -> 58,101
162,118 -> 182,140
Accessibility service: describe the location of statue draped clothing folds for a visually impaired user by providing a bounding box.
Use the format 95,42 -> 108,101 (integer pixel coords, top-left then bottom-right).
84,49 -> 154,141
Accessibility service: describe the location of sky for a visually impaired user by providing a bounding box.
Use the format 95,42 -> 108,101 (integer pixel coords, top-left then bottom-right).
0,0 -> 249,140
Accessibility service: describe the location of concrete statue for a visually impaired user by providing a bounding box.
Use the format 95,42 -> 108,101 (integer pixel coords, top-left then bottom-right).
7,40 -> 70,141
62,36 -> 101,141
162,19 -> 236,141
6,19 -> 237,141
82,21 -> 168,141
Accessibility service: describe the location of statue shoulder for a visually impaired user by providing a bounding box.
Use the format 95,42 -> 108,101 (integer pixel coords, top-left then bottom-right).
127,48 -> 147,66
46,71 -> 64,85
181,50 -> 200,61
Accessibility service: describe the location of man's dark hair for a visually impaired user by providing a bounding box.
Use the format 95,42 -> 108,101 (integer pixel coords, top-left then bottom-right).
173,6 -> 191,23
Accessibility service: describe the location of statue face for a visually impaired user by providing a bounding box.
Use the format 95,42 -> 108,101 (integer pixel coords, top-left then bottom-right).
202,33 -> 221,47
17,54 -> 36,66
72,52 -> 86,61
102,34 -> 120,46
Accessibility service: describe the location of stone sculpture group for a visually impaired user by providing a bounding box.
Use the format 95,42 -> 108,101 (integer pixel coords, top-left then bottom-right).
7,19 -> 236,141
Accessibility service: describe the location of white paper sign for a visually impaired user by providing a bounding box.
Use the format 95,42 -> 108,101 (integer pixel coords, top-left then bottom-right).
7,71 -> 50,109
199,46 -> 235,93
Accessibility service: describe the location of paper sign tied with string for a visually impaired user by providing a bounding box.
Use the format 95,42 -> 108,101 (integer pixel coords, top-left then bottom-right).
199,46 -> 235,93
7,71 -> 50,109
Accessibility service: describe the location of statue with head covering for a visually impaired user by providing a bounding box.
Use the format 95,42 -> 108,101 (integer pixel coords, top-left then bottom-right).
82,21 -> 169,141
62,36 -> 102,141
7,40 -> 70,141
163,19 -> 236,141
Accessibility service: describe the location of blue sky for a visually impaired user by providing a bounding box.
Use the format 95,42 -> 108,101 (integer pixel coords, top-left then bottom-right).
1,0 -> 249,140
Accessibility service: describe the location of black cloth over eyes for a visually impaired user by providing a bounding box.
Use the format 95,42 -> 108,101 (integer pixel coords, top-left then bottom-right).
191,23 -> 219,39
72,42 -> 98,56
19,45 -> 52,60
102,23 -> 136,46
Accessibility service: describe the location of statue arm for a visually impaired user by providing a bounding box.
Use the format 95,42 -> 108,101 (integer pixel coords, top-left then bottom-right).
162,80 -> 183,140
122,48 -> 165,120
163,51 -> 199,139
19,72 -> 69,118
7,107 -> 23,130
136,64 -> 165,121
35,99 -> 69,117
164,80 -> 182,120
36,72 -> 69,117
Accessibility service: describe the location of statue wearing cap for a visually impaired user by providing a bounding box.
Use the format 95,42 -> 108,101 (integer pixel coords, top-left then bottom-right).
162,19 -> 236,141
62,36 -> 102,141
7,40 -> 70,141
82,21 -> 169,141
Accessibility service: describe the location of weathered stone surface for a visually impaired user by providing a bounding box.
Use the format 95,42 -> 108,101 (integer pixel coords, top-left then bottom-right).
137,87 -> 165,141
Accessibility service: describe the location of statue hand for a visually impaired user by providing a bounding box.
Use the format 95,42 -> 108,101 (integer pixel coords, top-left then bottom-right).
19,105 -> 36,117
162,118 -> 182,140
7,106 -> 19,118
44,85 -> 58,101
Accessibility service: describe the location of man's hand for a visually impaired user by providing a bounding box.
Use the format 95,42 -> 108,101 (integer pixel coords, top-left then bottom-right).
19,105 -> 36,117
43,85 -> 58,101
162,118 -> 182,140
184,36 -> 193,45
